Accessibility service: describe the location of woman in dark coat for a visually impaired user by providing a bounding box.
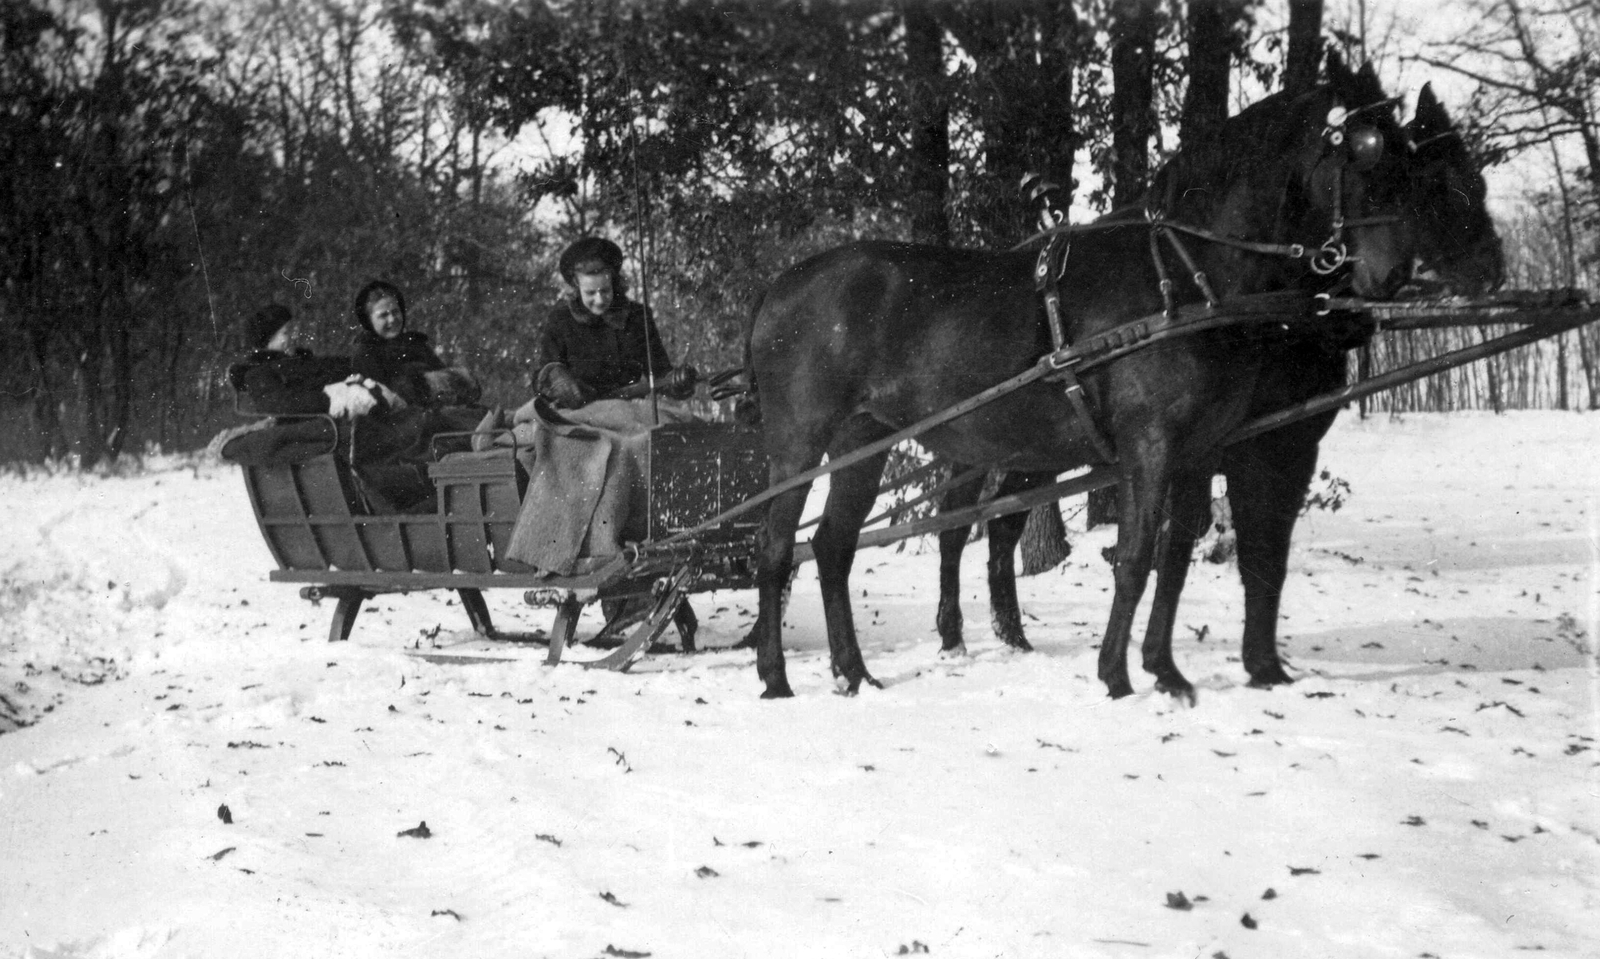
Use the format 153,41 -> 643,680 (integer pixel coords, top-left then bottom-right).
535,237 -> 695,408
228,305 -> 366,416
348,280 -> 451,407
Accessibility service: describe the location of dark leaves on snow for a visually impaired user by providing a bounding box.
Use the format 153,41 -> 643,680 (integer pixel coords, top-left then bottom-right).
695,866 -> 719,878
536,833 -> 562,847
1240,913 -> 1258,930
208,846 -> 237,861
431,908 -> 462,921
602,947 -> 650,958
217,804 -> 233,825
599,891 -> 628,908
1402,815 -> 1426,826
1287,866 -> 1321,876
1165,891 -> 1193,911
397,821 -> 432,839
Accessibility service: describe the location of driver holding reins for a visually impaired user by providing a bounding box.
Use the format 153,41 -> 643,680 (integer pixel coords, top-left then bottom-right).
535,236 -> 696,409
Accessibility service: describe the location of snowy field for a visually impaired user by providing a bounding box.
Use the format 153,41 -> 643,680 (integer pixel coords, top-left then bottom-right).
0,411 -> 1596,959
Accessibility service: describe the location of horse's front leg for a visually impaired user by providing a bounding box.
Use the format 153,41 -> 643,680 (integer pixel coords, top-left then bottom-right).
812,448 -> 891,695
754,484 -> 810,699
1224,417 -> 1330,689
1098,459 -> 1173,699
935,467 -> 985,655
1139,471 -> 1212,704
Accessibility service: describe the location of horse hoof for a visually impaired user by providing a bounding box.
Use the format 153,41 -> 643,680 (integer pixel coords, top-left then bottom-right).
760,681 -> 795,699
1105,680 -> 1135,700
832,673 -> 882,696
938,642 -> 969,660
1247,665 -> 1296,689
999,635 -> 1034,652
1156,678 -> 1198,707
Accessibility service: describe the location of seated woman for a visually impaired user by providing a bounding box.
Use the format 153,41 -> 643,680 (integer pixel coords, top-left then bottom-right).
535,237 -> 695,409
350,280 -> 481,409
228,304 -> 392,417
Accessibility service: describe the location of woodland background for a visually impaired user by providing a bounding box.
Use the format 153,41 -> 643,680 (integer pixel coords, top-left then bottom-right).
2,0 -> 1598,470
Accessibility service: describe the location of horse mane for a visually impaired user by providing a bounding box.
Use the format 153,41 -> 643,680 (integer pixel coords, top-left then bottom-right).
1147,84 -> 1331,225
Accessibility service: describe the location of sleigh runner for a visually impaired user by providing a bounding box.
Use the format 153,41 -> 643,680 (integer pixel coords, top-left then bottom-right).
234,288 -> 1598,670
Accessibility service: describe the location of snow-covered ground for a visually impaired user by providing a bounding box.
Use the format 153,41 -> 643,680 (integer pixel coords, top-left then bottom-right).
1,411 -> 1596,959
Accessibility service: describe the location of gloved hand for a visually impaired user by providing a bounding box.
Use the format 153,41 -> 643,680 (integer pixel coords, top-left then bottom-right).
323,381 -> 378,418
663,364 -> 698,400
538,363 -> 593,409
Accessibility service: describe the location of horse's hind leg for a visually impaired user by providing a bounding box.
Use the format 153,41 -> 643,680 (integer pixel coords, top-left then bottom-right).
1139,471 -> 1212,704
812,419 -> 893,695
984,470 -> 1057,652
935,467 -> 985,655
1223,416 -> 1331,688
754,481 -> 811,698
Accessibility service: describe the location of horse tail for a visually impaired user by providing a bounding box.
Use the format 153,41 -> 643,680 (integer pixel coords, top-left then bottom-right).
732,288 -> 765,427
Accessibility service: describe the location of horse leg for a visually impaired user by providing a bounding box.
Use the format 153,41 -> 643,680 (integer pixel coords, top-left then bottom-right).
754,481 -> 810,698
984,470 -> 1056,651
935,467 -> 985,655
1098,454 -> 1174,699
812,423 -> 892,695
1223,417 -> 1330,689
1138,470 -> 1212,704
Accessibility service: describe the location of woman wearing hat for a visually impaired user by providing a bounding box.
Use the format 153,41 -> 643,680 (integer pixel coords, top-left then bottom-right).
535,237 -> 695,409
228,304 -> 388,417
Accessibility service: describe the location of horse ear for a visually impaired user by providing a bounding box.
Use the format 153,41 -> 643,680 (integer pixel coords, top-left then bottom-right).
1413,82 -> 1449,134
1325,49 -> 1353,88
1356,61 -> 1385,97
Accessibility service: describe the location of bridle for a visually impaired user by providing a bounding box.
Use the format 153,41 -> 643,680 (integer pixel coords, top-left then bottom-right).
1021,95 -> 1407,317
1018,93 -> 1408,465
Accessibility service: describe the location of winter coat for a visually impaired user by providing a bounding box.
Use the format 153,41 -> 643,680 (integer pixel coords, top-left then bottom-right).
349,330 -> 446,407
227,349 -> 354,416
534,296 -> 674,399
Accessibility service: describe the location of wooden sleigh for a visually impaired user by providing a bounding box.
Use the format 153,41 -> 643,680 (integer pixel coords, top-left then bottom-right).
240,417 -> 768,669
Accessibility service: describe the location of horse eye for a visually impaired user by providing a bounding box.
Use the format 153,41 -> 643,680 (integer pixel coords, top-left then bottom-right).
1348,127 -> 1384,171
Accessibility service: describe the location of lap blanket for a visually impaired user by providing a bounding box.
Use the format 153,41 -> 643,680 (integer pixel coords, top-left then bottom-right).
476,398 -> 693,575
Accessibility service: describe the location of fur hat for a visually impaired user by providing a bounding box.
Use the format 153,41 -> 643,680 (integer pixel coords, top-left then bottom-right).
352,280 -> 406,334
242,304 -> 293,351
558,236 -> 626,287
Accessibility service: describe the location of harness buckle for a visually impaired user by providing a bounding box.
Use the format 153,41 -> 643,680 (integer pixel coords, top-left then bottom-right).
1314,293 -> 1331,316
1289,243 -> 1306,259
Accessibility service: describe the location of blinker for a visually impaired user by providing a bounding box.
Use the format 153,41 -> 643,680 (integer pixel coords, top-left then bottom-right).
1347,126 -> 1384,170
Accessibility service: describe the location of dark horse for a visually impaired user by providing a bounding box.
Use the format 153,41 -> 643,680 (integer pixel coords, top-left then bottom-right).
745,59 -> 1426,701
932,79 -> 1504,684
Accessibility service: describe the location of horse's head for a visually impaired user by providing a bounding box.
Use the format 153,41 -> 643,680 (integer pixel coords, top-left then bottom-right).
1304,55 -> 1419,299
1404,83 -> 1504,295
1154,54 -> 1419,300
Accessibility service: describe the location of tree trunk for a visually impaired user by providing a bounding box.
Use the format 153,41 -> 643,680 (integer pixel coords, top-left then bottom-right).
942,0 -> 1078,242
1019,501 -> 1071,576
1285,0 -> 1324,95
1180,0 -> 1245,149
904,0 -> 950,247
1087,0 -> 1160,529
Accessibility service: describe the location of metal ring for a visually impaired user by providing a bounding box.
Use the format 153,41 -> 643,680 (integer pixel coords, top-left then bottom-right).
1310,243 -> 1347,275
